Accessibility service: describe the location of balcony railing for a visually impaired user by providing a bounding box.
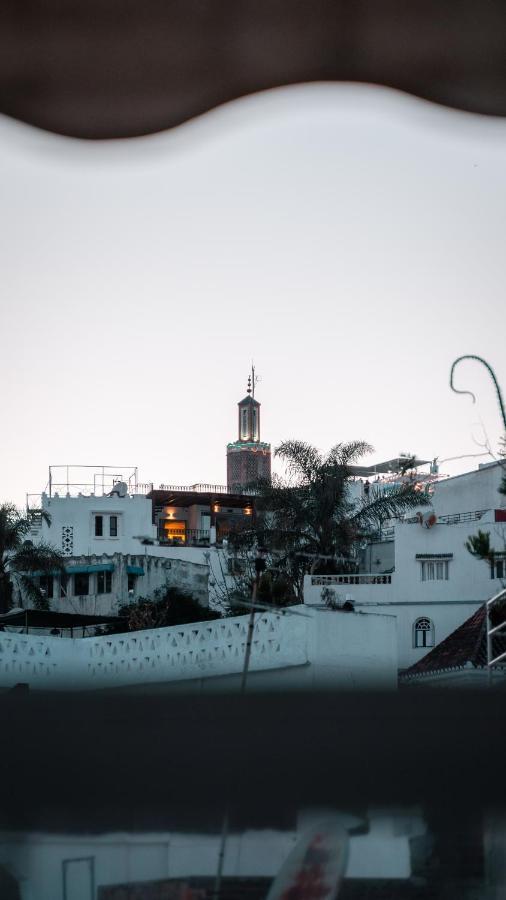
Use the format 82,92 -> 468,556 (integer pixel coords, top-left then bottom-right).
438,509 -> 488,525
311,574 -> 392,586
158,483 -> 256,495
159,529 -> 211,547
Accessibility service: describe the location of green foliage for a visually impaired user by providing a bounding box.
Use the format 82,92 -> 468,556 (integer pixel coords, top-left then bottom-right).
104,584 -> 222,634
232,439 -> 430,596
0,503 -> 65,612
465,530 -> 494,562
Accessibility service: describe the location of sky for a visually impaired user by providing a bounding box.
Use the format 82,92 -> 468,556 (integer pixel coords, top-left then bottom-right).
1,83 -> 506,506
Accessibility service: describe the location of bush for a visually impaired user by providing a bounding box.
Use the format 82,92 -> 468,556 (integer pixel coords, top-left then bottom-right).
103,585 -> 221,634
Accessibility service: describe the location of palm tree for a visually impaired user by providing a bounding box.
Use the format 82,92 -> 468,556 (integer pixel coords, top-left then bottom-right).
0,503 -> 66,613
241,440 -> 431,598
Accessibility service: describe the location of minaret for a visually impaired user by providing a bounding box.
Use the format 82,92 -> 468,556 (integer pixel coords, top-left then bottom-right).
227,367 -> 271,492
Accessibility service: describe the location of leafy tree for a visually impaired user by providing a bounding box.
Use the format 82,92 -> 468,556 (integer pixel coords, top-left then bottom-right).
0,503 -> 65,612
232,439 -> 430,598
103,584 -> 222,634
465,529 -> 494,563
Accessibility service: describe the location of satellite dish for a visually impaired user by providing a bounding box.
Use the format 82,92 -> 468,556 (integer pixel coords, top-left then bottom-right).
265,819 -> 348,900
110,481 -> 128,497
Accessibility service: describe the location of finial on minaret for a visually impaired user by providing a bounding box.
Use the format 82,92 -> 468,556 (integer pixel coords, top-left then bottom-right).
247,374 -> 252,395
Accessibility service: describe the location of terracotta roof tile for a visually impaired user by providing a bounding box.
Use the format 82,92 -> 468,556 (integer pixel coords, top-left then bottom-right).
403,606 -> 488,677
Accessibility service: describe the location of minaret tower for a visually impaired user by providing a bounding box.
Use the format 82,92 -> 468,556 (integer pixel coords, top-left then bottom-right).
227,366 -> 271,491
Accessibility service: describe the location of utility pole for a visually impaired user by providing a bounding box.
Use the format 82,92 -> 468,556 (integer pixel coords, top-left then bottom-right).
240,549 -> 267,694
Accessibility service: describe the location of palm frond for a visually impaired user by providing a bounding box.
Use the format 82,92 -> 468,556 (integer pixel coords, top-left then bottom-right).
327,441 -> 374,468
351,485 -> 430,531
274,440 -> 324,483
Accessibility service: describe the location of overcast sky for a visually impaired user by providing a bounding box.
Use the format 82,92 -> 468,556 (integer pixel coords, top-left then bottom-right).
1,83 -> 505,505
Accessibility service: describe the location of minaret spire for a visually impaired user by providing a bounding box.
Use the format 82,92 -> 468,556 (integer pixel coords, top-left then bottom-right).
226,366 -> 271,490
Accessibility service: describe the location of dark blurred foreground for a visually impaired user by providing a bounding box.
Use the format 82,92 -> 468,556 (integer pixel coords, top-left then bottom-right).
1,1 -> 506,138
1,689 -> 504,832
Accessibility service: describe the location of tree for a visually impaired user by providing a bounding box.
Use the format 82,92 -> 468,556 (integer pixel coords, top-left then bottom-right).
0,503 -> 65,613
232,439 -> 431,599
465,529 -> 494,564
103,584 -> 222,634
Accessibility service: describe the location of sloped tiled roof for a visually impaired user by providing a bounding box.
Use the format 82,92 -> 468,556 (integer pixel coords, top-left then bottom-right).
403,606 -> 488,678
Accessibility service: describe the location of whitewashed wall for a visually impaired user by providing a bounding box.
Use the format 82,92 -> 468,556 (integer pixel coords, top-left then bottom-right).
431,461 -> 506,517
0,606 -> 397,692
304,518 -> 503,669
0,811 -> 426,900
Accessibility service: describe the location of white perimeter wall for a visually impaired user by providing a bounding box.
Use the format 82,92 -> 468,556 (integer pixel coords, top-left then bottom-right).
0,810 -> 426,900
0,606 -> 397,692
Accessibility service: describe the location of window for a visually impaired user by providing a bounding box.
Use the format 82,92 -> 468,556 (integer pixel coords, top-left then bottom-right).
420,559 -> 449,581
490,558 -> 505,579
94,515 -> 103,537
97,571 -> 112,594
414,617 -> 435,648
241,407 -> 248,439
127,573 -> 137,593
109,515 -> 118,537
39,575 -> 54,599
74,573 -> 89,596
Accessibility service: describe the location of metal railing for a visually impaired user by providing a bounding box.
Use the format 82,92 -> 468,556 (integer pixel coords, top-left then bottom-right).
486,587 -> 506,677
159,528 -> 211,546
158,483 -> 256,496
159,483 -> 230,494
438,509 -> 488,525
311,574 -> 392,586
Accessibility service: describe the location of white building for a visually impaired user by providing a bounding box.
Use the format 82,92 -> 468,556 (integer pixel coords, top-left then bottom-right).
0,809 -> 428,900
0,604 -> 398,692
306,460 -> 506,670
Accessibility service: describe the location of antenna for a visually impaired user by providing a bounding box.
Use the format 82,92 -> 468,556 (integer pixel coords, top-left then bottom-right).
250,361 -> 260,399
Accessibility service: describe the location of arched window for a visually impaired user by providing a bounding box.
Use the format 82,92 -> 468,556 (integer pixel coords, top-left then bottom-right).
413,617 -> 435,649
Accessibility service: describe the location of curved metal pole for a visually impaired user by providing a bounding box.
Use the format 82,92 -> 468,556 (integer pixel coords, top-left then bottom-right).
450,355 -> 506,432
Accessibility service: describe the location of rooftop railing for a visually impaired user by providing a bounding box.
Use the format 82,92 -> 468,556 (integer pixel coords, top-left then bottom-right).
438,509 -> 488,525
158,483 -> 256,495
311,574 -> 392,586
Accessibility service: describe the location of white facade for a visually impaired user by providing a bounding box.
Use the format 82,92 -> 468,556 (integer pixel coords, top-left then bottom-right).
305,461 -> 506,669
21,492 -> 213,612
0,605 -> 398,692
0,810 -> 427,900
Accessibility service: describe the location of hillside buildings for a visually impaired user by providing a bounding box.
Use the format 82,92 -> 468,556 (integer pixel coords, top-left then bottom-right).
4,370 -> 506,688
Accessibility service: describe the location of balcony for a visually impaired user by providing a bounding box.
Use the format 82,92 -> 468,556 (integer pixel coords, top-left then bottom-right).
311,574 -> 392,586
438,509 -> 488,525
159,528 -> 211,547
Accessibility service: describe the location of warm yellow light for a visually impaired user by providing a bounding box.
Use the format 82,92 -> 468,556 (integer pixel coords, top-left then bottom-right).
244,507 -> 252,515
213,504 -> 220,513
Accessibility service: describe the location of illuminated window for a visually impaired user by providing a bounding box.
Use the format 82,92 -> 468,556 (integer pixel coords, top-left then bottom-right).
413,617 -> 435,648
162,520 -> 186,543
241,408 -> 248,439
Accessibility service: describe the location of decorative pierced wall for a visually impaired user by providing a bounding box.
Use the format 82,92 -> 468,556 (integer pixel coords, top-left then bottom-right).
0,611 -> 308,690
61,525 -> 74,556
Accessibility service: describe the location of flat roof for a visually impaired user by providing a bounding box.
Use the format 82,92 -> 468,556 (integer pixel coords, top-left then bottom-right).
0,610 -> 125,629
148,489 -> 254,510
349,457 -> 431,477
